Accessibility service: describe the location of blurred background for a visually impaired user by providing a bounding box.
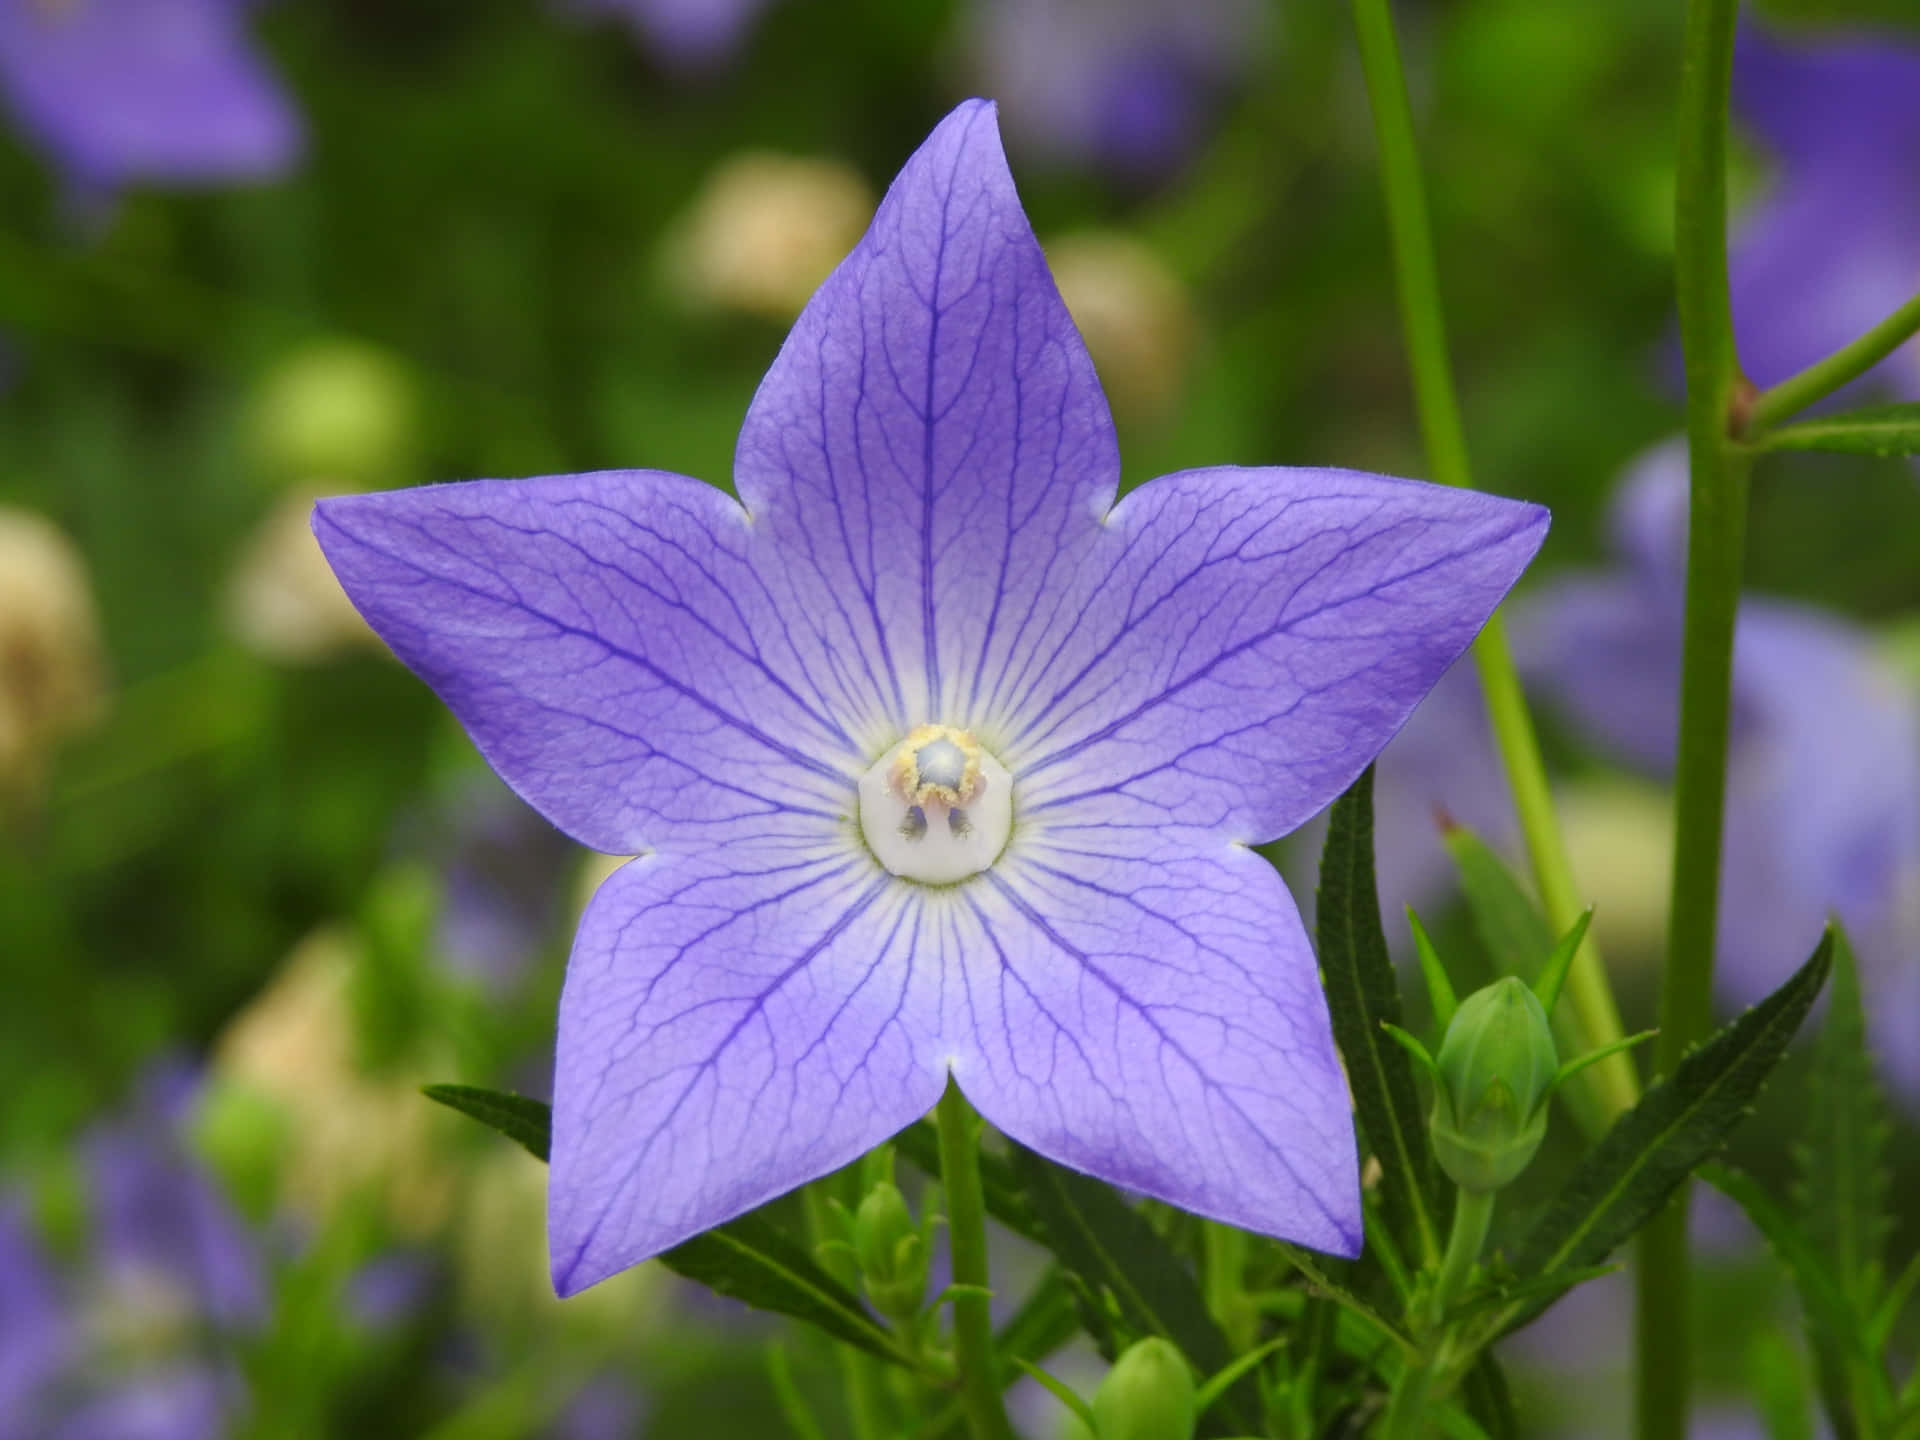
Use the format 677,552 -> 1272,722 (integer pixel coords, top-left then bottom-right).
0,0 -> 1916,1435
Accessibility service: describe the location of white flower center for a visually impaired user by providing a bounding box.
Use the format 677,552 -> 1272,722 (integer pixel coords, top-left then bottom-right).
858,723 -> 1012,884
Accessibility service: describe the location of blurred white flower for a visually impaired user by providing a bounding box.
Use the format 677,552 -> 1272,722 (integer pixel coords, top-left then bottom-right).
211,928 -> 454,1237
659,151 -> 874,321
0,505 -> 106,796
225,486 -> 378,664
1045,231 -> 1194,426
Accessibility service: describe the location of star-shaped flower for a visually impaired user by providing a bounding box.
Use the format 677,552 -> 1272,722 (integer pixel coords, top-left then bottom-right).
314,102 -> 1548,1292
1730,20 -> 1920,400
0,0 -> 301,196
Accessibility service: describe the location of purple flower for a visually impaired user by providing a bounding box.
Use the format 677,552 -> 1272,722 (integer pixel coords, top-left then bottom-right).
1517,442 -> 1920,1100
0,1065 -> 266,1440
1730,21 -> 1920,399
970,0 -> 1266,178
562,0 -> 773,69
314,101 -> 1547,1292
427,773 -> 578,994
0,0 -> 301,196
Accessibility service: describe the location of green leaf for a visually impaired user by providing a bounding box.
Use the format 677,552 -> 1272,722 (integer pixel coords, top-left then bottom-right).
1761,403 -> 1920,457
1316,768 -> 1443,1266
894,1118 -> 1043,1245
1500,933 -> 1832,1330
1700,1163 -> 1872,1435
659,1210 -> 911,1366
1407,908 -> 1459,1031
1271,1241 -> 1411,1353
1461,1352 -> 1519,1440
1794,925 -> 1892,1314
422,1084 -> 551,1161
422,1085 -> 907,1367
991,1266 -> 1085,1383
1442,825 -> 1608,1138
1009,1145 -> 1257,1437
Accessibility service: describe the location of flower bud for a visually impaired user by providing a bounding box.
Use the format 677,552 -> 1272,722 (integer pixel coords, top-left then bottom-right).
1430,976 -> 1559,1192
0,506 -> 106,798
247,340 -> 418,487
852,1181 -> 926,1320
659,152 -> 874,321
1090,1337 -> 1195,1440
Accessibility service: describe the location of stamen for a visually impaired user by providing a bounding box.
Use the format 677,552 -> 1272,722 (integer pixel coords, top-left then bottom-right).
860,725 -> 1012,884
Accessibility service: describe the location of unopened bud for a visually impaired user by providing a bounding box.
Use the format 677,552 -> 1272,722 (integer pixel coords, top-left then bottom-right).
852,1182 -> 925,1320
1091,1337 -> 1195,1440
248,340 -> 418,486
1430,977 -> 1559,1191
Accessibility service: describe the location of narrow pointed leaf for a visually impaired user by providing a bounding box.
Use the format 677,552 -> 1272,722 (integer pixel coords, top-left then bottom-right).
1317,768 -> 1442,1266
1195,1337 -> 1287,1417
1380,1022 -> 1438,1076
1532,908 -> 1594,1016
992,1266 -> 1084,1383
1407,908 -> 1459,1031
424,1085 -> 907,1365
1009,1144 -> 1257,1437
1499,932 -> 1831,1330
1442,824 -> 1608,1137
1553,1031 -> 1657,1090
1272,1241 -> 1411,1352
1011,1359 -> 1101,1433
423,1084 -> 551,1161
1794,924 -> 1892,1315
1702,1162 -> 1887,1435
1761,403 -> 1920,457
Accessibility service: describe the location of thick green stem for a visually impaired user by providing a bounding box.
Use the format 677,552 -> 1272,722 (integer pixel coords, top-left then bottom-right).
1428,1190 -> 1494,1329
1639,2 -> 1748,1438
936,1080 -> 1017,1440
1747,287 -> 1920,433
802,1183 -> 889,1440
1204,1221 -> 1256,1352
1348,0 -> 1639,1129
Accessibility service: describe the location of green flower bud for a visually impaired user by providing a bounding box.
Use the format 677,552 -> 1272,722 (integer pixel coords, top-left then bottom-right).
852,1182 -> 926,1320
1430,976 -> 1560,1191
1091,1338 -> 1195,1440
248,340 -> 419,487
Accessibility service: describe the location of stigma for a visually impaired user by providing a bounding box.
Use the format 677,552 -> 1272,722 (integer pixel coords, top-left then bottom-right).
859,724 -> 1011,884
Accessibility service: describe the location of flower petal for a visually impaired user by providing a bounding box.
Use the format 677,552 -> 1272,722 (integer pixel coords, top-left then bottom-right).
0,0 -> 302,189
548,842 -> 945,1293
734,100 -> 1121,733
1511,575 -> 1681,774
1009,466 -> 1547,843
314,471 -> 863,856
949,830 -> 1360,1256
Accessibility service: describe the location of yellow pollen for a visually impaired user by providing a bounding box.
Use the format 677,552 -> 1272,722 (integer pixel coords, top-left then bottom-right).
887,723 -> 987,810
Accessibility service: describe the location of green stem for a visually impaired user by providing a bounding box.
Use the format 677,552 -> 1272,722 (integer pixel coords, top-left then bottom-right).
1639,1 -> 1748,1438
935,1080 -> 1017,1440
1427,1190 -> 1494,1329
1204,1221 -> 1256,1351
1348,0 -> 1639,1130
1746,287 -> 1920,433
802,1183 -> 890,1440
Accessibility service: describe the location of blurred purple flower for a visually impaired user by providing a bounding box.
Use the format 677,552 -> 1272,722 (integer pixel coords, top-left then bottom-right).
1730,20 -> 1920,399
429,773 -> 577,994
0,0 -> 302,197
547,1374 -> 646,1440
1517,440 -> 1920,1100
970,0 -> 1267,179
0,1064 -> 266,1440
1289,656 -> 1516,943
315,100 -> 1547,1291
562,0 -> 773,69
